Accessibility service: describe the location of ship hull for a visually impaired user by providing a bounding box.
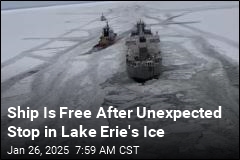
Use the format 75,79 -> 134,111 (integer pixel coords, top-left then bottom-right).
127,62 -> 161,81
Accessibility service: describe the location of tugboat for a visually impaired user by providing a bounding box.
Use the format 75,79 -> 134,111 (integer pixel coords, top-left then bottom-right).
100,13 -> 107,21
93,21 -> 117,50
125,20 -> 161,82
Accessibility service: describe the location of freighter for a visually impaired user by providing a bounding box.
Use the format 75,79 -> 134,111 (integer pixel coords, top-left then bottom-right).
125,20 -> 161,81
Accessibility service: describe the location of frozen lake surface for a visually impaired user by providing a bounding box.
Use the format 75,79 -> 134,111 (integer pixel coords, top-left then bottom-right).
1,1 -> 239,158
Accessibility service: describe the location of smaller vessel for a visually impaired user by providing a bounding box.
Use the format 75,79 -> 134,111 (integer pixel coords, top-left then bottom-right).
93,22 -> 117,49
100,13 -> 107,21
